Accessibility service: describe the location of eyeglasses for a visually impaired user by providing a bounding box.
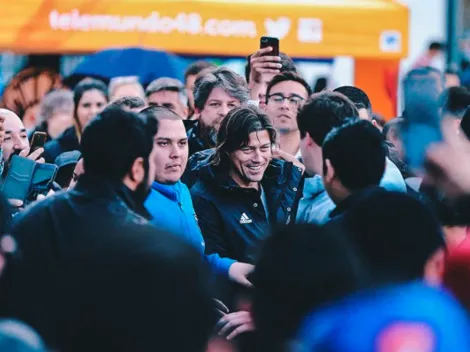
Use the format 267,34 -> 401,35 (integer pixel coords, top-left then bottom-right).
268,94 -> 305,108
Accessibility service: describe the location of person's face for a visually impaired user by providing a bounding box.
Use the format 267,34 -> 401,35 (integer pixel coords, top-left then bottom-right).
228,130 -> 272,188
69,159 -> 84,189
386,130 -> 404,160
76,89 -> 107,130
265,81 -> 308,134
358,108 -> 370,121
110,83 -> 144,102
186,74 -> 197,109
299,133 -> 323,176
48,111 -> 74,139
199,87 -> 241,143
148,90 -> 188,119
2,112 -> 29,162
153,119 -> 188,184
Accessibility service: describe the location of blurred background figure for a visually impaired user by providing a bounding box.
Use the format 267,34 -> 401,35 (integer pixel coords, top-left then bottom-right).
312,77 -> 328,93
184,61 -> 216,117
108,76 -> 145,102
445,69 -> 461,88
43,79 -> 108,163
29,89 -> 74,142
145,77 -> 189,119
413,41 -> 446,70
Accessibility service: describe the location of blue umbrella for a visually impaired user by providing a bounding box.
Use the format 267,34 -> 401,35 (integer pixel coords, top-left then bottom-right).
67,47 -> 188,86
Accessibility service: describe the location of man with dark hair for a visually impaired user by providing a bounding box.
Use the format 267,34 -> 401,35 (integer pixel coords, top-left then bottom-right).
109,96 -> 146,112
146,77 -> 189,119
246,48 -> 297,109
297,92 -> 406,224
440,86 -> 470,125
413,41 -> 446,70
264,71 -> 312,157
322,120 -> 387,219
189,105 -> 302,264
184,60 -> 217,112
187,67 -> 250,157
0,107 -> 222,350
141,106 -> 253,287
333,86 -> 372,121
298,192 -> 470,351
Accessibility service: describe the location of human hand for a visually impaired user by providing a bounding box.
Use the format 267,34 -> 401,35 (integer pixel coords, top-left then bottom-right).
215,311 -> 255,340
19,147 -> 44,164
249,47 -> 282,85
228,262 -> 254,287
272,147 -> 305,174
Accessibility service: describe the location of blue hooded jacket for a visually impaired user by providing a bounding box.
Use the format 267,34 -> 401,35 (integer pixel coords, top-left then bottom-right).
145,181 -> 235,276
295,282 -> 470,351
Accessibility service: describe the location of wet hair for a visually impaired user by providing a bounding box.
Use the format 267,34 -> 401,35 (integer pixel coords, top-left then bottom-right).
323,120 -> 386,192
73,79 -> 109,133
265,71 -> 312,104
334,86 -> 372,119
110,96 -> 146,111
193,67 -> 249,111
297,91 -> 359,146
184,61 -> 217,83
213,105 -> 276,168
80,105 -> 156,183
245,52 -> 297,83
252,224 -> 364,351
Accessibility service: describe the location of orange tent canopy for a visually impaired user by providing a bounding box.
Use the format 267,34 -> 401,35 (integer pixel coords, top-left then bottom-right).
0,0 -> 408,58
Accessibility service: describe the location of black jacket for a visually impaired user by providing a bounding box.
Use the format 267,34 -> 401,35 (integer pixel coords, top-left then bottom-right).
189,149 -> 303,264
43,126 -> 80,164
0,174 -> 153,347
187,122 -> 211,158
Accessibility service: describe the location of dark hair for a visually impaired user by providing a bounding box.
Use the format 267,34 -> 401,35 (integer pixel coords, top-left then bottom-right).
297,91 -> 359,145
440,86 -> 470,119
382,117 -> 405,140
265,71 -> 312,103
184,61 -> 217,83
403,67 -> 444,91
80,106 -> 156,182
313,77 -> 328,93
342,191 -> 445,284
140,106 -> 182,135
461,106 -> 470,139
193,67 -> 249,111
110,96 -> 146,111
323,120 -> 386,191
73,79 -> 109,133
429,41 -> 445,51
213,105 -> 276,167
334,86 -> 372,118
245,52 -> 297,83
252,224 -> 364,350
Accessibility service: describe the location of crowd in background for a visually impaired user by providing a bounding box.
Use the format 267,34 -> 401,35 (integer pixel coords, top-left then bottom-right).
0,42 -> 470,351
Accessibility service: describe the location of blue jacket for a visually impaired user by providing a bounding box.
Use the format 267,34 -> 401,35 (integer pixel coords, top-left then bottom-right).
145,181 -> 235,276
295,282 -> 470,351
297,157 -> 407,225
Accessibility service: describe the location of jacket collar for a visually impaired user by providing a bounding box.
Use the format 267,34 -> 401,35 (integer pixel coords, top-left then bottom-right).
188,123 -> 208,152
151,181 -> 180,202
330,186 -> 385,218
74,174 -> 152,219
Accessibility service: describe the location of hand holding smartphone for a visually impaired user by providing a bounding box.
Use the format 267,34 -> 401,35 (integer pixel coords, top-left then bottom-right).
260,36 -> 279,56
29,132 -> 47,155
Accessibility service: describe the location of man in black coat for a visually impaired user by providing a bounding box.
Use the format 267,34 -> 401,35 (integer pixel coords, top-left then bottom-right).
0,106 -> 216,351
189,106 -> 303,264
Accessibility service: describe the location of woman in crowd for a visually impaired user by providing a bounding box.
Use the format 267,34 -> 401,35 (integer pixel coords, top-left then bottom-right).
42,79 -> 108,163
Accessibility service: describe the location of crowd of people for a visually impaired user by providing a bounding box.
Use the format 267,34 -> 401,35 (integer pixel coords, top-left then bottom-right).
0,44 -> 470,351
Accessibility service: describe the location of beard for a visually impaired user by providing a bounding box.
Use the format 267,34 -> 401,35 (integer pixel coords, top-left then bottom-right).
199,121 -> 219,148
133,162 -> 151,206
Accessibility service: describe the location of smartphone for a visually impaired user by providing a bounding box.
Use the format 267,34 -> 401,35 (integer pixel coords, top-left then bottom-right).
260,37 -> 280,56
402,75 -> 442,172
29,132 -> 47,154
31,163 -> 58,191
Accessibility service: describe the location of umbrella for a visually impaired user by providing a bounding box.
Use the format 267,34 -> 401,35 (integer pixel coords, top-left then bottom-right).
64,47 -> 188,88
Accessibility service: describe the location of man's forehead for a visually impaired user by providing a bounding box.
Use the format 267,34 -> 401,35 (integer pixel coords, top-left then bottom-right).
155,119 -> 186,136
270,80 -> 308,96
1,110 -> 24,131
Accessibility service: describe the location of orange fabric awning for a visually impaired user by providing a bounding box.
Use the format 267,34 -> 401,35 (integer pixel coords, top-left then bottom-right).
0,0 -> 408,58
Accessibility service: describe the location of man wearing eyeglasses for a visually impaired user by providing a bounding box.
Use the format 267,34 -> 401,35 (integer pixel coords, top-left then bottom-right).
264,71 -> 312,158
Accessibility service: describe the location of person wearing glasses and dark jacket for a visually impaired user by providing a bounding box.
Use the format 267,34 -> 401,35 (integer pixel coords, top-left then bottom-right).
189,106 -> 303,265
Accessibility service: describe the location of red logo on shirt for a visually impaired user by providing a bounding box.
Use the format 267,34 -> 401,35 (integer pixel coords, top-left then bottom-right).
376,322 -> 435,352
